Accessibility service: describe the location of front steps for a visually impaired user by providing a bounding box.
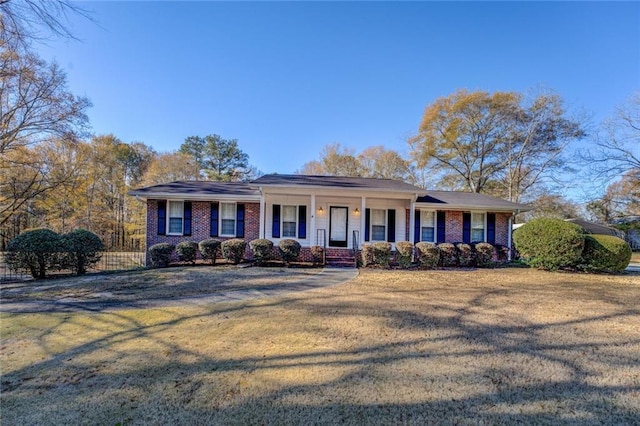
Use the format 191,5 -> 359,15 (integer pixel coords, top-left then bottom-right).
325,253 -> 357,268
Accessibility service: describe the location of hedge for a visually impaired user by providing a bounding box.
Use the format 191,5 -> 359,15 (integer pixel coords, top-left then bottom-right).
250,239 -> 274,265
310,245 -> 324,264
361,243 -> 374,267
580,234 -> 632,273
149,243 -> 175,268
5,228 -> 65,278
278,239 -> 301,265
221,239 -> 246,264
176,241 -> 198,264
438,243 -> 458,267
456,243 -> 474,267
62,229 -> 104,275
199,238 -> 221,264
474,242 -> 495,268
395,241 -> 414,268
372,242 -> 392,268
513,218 -> 585,271
415,242 -> 440,268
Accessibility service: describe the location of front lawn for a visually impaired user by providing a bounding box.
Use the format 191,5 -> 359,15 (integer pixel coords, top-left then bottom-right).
1,268 -> 639,424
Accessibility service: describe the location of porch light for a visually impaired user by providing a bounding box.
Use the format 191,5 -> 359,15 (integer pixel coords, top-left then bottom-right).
354,208 -> 360,214
318,207 -> 324,213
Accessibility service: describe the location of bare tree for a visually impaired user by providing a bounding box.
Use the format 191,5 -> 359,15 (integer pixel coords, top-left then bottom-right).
583,92 -> 640,182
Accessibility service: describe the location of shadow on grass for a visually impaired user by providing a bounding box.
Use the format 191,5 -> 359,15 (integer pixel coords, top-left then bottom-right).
1,271 -> 639,424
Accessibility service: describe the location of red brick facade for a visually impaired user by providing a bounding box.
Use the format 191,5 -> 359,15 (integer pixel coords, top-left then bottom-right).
146,200 -> 260,263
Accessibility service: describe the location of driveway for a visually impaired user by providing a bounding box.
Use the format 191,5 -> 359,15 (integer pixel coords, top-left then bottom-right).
0,266 -> 359,313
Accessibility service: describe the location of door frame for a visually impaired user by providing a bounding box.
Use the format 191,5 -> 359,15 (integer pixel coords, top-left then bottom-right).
329,206 -> 349,247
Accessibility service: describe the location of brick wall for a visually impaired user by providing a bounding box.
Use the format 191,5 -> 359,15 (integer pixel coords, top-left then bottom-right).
495,212 -> 511,246
444,211 -> 464,243
146,200 -> 260,263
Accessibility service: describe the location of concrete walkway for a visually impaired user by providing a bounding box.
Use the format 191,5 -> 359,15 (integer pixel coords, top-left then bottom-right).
0,267 -> 359,313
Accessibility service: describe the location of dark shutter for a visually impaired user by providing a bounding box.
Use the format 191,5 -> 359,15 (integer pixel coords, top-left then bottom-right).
236,204 -> 245,238
414,210 -> 421,243
298,205 -> 307,239
487,213 -> 496,244
183,201 -> 192,236
210,202 -> 219,237
387,209 -> 396,243
272,204 -> 281,238
463,212 -> 471,244
157,200 -> 166,235
437,211 -> 446,243
364,208 -> 371,242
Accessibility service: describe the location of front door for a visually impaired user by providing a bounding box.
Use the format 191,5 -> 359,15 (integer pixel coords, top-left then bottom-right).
329,206 -> 348,247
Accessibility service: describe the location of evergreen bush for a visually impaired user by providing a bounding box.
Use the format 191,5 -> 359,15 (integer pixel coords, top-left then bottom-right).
62,229 -> 104,275
199,238 -> 221,264
149,243 -> 175,268
437,243 -> 458,267
221,239 -> 246,264
310,245 -> 324,264
372,242 -> 392,268
250,239 -> 274,266
513,218 -> 585,271
580,234 -> 631,273
176,241 -> 198,264
361,243 -> 374,267
278,239 -> 301,265
415,242 -> 440,268
6,228 -> 65,278
456,243 -> 474,267
474,242 -> 495,268
395,241 -> 414,268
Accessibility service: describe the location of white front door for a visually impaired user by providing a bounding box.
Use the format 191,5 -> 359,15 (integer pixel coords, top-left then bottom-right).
329,206 -> 348,247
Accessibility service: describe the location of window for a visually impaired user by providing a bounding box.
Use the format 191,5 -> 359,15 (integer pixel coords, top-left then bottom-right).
421,210 -> 435,242
220,202 -> 236,236
282,205 -> 297,238
168,201 -> 183,235
371,209 -> 386,241
471,212 -> 485,242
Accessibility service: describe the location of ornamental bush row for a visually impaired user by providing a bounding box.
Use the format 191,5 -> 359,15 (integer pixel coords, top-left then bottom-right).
513,218 -> 632,272
149,238 -> 325,268
6,228 -> 104,278
361,241 -> 507,269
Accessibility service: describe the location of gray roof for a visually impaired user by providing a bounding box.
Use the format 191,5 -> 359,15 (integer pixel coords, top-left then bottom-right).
565,219 -> 622,237
128,181 -> 260,198
417,190 -> 531,212
252,174 -> 424,193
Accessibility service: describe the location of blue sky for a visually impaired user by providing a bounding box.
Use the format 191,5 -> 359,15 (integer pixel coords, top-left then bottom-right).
38,1 -> 639,182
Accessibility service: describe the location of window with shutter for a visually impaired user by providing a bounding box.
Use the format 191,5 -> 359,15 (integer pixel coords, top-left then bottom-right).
220,203 -> 236,236
420,210 -> 436,242
168,201 -> 184,235
371,209 -> 386,241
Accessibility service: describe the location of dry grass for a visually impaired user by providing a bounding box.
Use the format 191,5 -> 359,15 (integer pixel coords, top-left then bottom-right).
1,267 -> 639,424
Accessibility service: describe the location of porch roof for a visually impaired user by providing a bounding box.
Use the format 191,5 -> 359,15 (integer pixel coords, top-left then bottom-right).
252,174 -> 424,193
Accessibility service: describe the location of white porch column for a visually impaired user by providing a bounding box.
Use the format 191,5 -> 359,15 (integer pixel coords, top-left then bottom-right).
310,194 -> 316,245
259,190 -> 266,238
507,215 -> 513,261
409,200 -> 416,244
360,196 -> 366,248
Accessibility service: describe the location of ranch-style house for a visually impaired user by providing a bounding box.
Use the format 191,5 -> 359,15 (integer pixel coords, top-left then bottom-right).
129,174 -> 530,266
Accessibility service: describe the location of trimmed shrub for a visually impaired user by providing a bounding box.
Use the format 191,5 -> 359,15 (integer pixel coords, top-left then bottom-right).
6,228 -> 65,278
513,218 -> 585,271
250,239 -> 274,266
310,245 -> 324,264
361,243 -> 374,267
278,239 -> 301,265
395,241 -> 414,268
62,229 -> 104,275
415,242 -> 440,268
580,234 -> 631,273
221,239 -> 246,264
456,243 -> 474,267
438,243 -> 458,267
372,242 -> 392,268
474,242 -> 495,268
149,243 -> 175,268
176,241 -> 198,265
199,238 -> 221,264
495,244 -> 510,263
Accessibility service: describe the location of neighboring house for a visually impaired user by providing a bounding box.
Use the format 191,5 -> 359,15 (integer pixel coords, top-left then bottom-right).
129,174 -> 530,265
